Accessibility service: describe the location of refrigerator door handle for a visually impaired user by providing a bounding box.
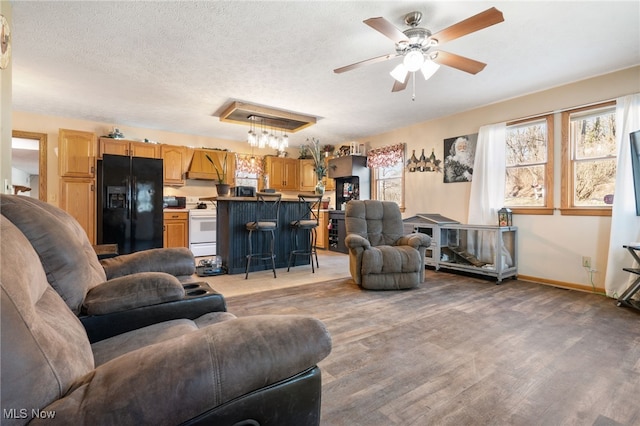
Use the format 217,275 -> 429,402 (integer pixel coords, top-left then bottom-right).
132,176 -> 137,220
125,177 -> 131,220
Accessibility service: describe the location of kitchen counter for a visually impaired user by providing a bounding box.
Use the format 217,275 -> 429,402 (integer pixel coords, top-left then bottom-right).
213,197 -> 312,275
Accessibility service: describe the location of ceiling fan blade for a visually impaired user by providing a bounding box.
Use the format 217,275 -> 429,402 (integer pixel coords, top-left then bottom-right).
364,17 -> 409,44
334,53 -> 399,74
429,7 -> 504,45
392,74 -> 409,92
431,51 -> 487,74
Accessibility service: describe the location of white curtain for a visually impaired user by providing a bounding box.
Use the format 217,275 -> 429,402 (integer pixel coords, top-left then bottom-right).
604,93 -> 640,298
468,123 -> 507,225
467,123 -> 508,264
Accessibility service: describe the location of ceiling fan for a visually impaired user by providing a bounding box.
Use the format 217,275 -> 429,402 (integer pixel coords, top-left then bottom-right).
334,7 -> 504,94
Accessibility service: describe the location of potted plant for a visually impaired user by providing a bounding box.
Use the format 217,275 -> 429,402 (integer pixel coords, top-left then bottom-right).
304,138 -> 327,194
206,152 -> 230,196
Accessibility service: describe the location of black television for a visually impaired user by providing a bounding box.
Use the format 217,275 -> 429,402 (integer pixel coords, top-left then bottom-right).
631,130 -> 640,216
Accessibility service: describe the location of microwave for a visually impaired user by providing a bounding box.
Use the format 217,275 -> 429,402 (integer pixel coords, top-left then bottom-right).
163,196 -> 186,209
234,186 -> 256,197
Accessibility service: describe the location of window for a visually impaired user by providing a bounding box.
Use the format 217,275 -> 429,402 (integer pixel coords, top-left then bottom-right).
504,114 -> 554,214
561,101 -> 616,215
374,161 -> 404,207
368,143 -> 405,210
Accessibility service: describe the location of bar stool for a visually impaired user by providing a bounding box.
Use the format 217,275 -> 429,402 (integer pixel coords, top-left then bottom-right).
288,194 -> 322,273
245,192 -> 282,279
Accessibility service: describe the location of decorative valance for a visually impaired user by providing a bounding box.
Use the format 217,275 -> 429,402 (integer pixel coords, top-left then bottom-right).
367,143 -> 405,168
236,154 -> 264,175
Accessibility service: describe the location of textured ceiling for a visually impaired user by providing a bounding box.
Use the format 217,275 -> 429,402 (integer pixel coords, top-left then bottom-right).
9,1 -> 640,148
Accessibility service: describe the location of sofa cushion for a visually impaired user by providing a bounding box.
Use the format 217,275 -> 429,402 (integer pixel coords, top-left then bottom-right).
91,312 -> 237,365
346,200 -> 404,246
1,217 -> 94,416
0,195 -> 106,314
361,245 -> 422,275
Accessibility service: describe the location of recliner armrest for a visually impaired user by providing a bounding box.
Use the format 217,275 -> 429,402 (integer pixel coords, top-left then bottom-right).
345,234 -> 371,249
81,282 -> 227,342
397,233 -> 431,249
100,247 -> 196,279
83,272 -> 185,315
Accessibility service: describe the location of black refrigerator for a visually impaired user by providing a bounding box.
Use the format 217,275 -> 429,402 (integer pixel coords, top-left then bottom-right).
97,154 -> 164,255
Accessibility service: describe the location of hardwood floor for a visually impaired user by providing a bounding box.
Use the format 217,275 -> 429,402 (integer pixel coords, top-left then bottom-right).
225,269 -> 640,426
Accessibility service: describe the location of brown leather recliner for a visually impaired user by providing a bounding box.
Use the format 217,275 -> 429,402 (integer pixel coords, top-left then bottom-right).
345,200 -> 431,290
0,194 -> 226,342
1,214 -> 332,425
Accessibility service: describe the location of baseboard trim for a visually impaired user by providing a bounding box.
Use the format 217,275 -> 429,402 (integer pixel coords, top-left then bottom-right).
518,274 -> 608,296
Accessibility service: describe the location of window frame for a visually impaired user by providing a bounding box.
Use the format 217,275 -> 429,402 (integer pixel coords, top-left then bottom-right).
505,114 -> 555,215
560,100 -> 616,216
372,159 -> 406,212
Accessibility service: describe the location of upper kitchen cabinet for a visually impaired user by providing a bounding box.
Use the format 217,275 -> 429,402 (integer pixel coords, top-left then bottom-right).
186,149 -> 235,183
99,137 -> 160,159
299,159 -> 317,192
161,144 -> 187,186
58,129 -> 96,178
266,157 -> 298,191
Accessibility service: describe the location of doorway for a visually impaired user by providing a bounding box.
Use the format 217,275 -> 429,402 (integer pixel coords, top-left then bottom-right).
11,130 -> 47,201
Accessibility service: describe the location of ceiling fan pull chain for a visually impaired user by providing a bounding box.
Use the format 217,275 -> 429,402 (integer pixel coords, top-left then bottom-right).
412,72 -> 416,101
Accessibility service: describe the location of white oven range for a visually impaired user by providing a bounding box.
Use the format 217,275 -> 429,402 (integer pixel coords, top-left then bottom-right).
189,207 -> 216,257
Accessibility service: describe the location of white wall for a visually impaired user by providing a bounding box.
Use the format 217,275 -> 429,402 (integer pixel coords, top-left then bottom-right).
0,1 -> 12,194
357,66 -> 640,291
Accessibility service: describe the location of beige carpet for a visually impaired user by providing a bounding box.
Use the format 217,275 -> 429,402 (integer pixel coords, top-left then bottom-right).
194,250 -> 350,297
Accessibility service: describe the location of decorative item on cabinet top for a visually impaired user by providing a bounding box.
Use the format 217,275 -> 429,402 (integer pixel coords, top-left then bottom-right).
407,148 -> 441,172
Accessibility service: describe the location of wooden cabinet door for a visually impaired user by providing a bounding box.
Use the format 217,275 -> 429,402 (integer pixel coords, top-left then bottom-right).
282,158 -> 299,190
130,141 -> 160,159
60,177 -> 96,244
59,129 -> 96,178
322,156 -> 335,190
99,138 -> 128,157
163,212 -> 188,248
299,159 -> 317,191
161,145 -> 186,185
266,157 -> 284,189
316,211 -> 328,249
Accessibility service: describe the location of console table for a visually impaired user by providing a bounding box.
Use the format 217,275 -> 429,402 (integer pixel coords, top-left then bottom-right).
616,243 -> 640,311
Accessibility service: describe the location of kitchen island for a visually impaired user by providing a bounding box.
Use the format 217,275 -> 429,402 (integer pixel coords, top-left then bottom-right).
200,196 -> 311,275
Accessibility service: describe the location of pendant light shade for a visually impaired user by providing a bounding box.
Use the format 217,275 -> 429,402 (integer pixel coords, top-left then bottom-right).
390,63 -> 408,83
420,60 -> 440,80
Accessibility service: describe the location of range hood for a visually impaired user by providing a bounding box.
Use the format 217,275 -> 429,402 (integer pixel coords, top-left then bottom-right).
186,149 -> 228,180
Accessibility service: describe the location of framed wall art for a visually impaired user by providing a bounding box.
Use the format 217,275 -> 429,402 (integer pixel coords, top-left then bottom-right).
443,133 -> 478,183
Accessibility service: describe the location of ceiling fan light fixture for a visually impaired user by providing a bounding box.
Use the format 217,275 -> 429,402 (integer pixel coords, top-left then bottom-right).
403,49 -> 424,72
390,63 -> 408,83
420,60 -> 440,80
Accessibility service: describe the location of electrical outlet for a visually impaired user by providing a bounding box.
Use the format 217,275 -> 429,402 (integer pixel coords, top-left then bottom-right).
582,256 -> 591,268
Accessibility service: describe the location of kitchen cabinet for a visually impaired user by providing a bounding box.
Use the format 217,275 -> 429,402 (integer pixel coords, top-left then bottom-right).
161,144 -> 187,186
265,157 -> 298,191
163,211 -> 189,248
299,159 -> 317,192
58,129 -> 97,244
322,156 -> 335,191
60,177 -> 96,244
99,137 -> 160,159
316,211 -> 329,249
58,128 -> 96,178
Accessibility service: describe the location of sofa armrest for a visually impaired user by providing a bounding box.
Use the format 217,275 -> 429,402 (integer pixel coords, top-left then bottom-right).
397,233 -> 431,249
345,234 -> 371,249
83,272 -> 185,316
41,315 -> 332,425
100,247 -> 195,279
81,282 -> 227,343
